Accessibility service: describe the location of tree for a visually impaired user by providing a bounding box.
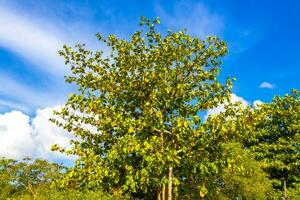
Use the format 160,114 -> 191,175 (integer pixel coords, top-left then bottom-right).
0,157 -> 63,198
218,142 -> 273,199
51,17 -> 234,198
0,157 -> 123,200
0,157 -> 16,199
232,90 -> 300,198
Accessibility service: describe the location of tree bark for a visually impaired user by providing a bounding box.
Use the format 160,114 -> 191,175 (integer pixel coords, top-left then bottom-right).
168,166 -> 173,200
157,190 -> 161,200
162,183 -> 166,200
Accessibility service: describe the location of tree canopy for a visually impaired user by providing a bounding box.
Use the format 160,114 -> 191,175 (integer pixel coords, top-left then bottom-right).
51,17 -> 236,199
239,90 -> 300,198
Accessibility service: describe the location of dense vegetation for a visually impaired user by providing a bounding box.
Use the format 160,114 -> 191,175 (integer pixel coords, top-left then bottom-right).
0,18 -> 299,199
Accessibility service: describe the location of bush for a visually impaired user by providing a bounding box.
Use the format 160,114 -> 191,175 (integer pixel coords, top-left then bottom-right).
8,187 -> 128,200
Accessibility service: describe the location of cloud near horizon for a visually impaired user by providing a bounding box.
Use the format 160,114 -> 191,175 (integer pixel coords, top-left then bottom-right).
205,93 -> 248,120
205,93 -> 264,119
0,106 -> 74,162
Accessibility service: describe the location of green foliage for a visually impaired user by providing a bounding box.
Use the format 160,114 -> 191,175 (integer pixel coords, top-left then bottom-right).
219,143 -> 274,200
197,90 -> 300,199
15,16 -> 295,199
10,187 -> 124,200
223,90 -> 300,199
244,90 -> 299,190
0,158 -> 16,199
0,13 -> 298,199
0,157 -> 119,200
0,157 -> 63,199
51,17 -> 234,198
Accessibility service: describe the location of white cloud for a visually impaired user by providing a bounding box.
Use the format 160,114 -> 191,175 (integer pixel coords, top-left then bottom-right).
31,106 -> 74,161
0,106 -> 74,162
253,100 -> 264,108
205,94 -> 267,119
0,4 -> 105,112
205,93 -> 248,120
259,82 -> 275,89
0,6 -> 67,76
0,4 -> 106,76
155,1 -> 223,37
0,4 -> 72,112
0,111 -> 34,159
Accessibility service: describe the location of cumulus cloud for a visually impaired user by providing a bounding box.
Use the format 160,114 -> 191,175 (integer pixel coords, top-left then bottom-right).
259,81 -> 275,89
253,100 -> 264,108
0,106 -> 74,162
0,111 -> 34,159
205,93 -> 248,120
31,106 -> 75,160
155,0 -> 223,37
205,94 -> 267,119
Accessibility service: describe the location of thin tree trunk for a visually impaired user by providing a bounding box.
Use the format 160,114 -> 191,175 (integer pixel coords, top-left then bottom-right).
160,131 -> 166,200
283,179 -> 287,200
168,166 -> 173,200
162,183 -> 166,200
157,190 -> 162,200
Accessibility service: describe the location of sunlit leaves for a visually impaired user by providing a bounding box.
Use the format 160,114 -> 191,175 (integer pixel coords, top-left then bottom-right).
52,17 -> 233,198
231,90 -> 300,196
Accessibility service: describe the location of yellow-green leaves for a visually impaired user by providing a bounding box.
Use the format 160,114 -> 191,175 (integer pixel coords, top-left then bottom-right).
52,17 -> 234,198
199,185 -> 208,198
227,90 -> 300,195
128,126 -> 134,134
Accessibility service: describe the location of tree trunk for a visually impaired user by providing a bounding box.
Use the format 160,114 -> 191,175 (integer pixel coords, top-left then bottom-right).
283,179 -> 287,200
157,190 -> 161,200
168,166 -> 173,200
160,131 -> 166,200
162,183 -> 166,200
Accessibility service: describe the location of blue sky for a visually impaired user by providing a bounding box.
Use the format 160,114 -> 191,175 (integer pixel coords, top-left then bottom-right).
0,0 -> 299,161
1,0 -> 300,113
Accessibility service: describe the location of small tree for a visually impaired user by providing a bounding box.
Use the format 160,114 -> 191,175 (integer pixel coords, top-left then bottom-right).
52,17 -> 234,198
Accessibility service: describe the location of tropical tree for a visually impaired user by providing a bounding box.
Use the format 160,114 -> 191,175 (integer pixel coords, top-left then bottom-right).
51,17 -> 235,199
231,90 -> 300,198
